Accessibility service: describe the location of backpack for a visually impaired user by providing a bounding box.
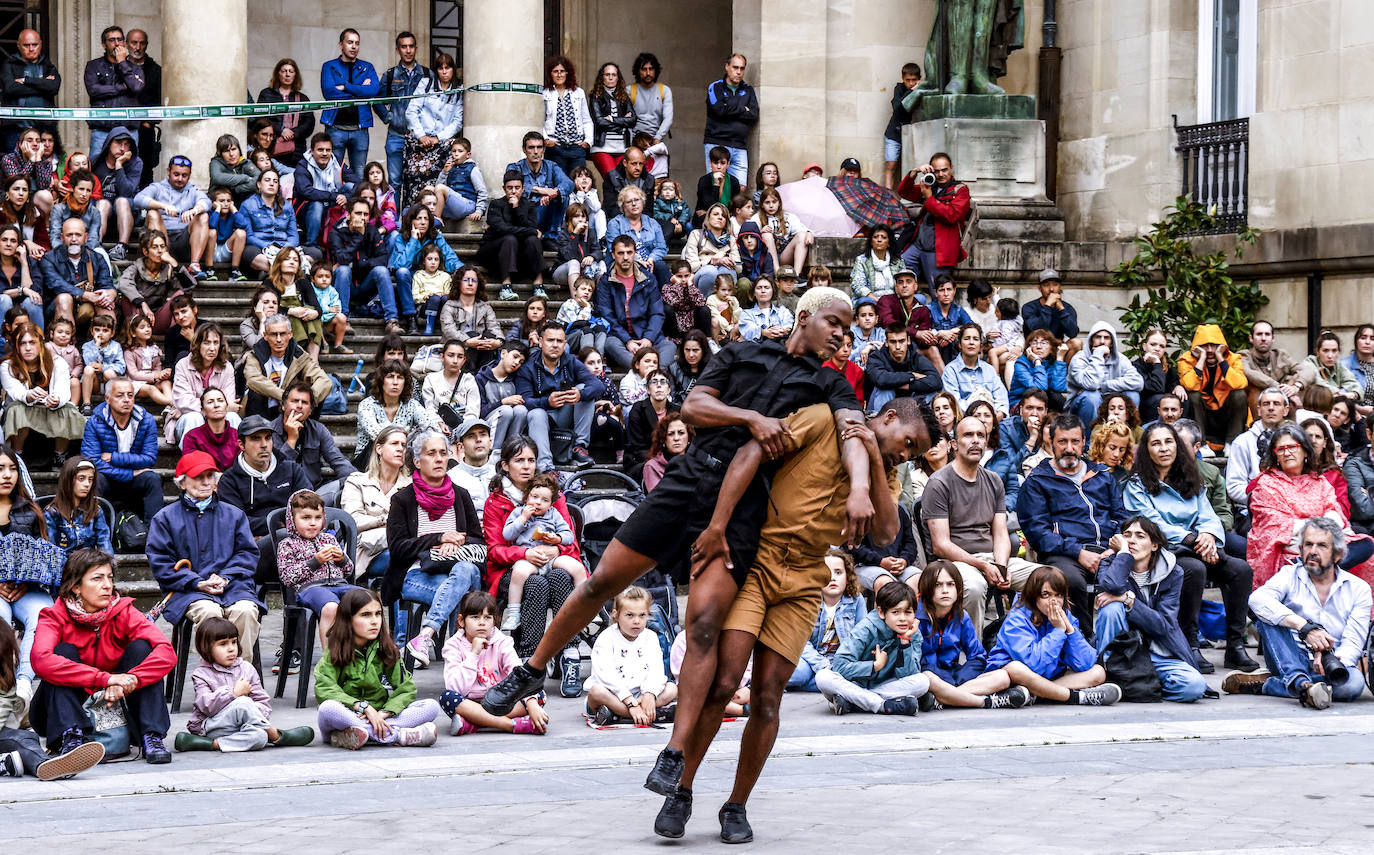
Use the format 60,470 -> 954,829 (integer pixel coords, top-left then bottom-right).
112,510 -> 148,554
1098,629 -> 1163,703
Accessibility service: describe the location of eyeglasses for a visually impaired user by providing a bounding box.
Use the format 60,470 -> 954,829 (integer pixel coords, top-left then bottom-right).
648,378 -> 671,387
170,156 -> 192,168
1273,444 -> 1302,455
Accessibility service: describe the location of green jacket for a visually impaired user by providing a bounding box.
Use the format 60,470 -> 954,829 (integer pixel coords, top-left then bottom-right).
313,640 -> 416,715
1198,458 -> 1234,531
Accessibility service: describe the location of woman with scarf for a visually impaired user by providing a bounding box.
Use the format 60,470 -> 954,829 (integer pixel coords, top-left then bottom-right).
541,55 -> 593,176
682,202 -> 738,292
115,229 -> 197,335
401,53 -> 463,209
30,547 -> 176,764
383,429 -> 485,669
482,437 -> 582,661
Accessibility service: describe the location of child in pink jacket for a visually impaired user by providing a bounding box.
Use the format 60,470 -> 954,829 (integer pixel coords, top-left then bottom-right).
439,591 -> 549,736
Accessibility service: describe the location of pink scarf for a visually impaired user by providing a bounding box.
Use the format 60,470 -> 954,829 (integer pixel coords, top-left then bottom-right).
65,595 -> 118,628
411,470 -> 455,522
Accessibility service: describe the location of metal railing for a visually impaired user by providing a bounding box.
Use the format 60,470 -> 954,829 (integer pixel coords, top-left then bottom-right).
1173,115 -> 1249,234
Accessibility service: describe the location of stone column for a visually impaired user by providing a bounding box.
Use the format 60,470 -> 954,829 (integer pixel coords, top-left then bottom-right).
463,0 -> 543,177
735,0 -> 829,182
158,0 -> 247,189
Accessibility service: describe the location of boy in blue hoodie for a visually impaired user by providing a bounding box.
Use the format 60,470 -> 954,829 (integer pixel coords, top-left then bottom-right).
816,581 -> 928,715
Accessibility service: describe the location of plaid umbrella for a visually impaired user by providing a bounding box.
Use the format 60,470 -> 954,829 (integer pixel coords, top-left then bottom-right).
826,175 -> 910,230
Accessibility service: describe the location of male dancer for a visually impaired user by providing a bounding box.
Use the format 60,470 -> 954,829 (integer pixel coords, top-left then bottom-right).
654,397 -> 935,842
484,288 -> 872,787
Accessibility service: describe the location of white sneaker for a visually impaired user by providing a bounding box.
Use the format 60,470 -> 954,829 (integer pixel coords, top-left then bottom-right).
13,677 -> 32,719
405,635 -> 432,667
397,721 -> 438,747
501,605 -> 521,632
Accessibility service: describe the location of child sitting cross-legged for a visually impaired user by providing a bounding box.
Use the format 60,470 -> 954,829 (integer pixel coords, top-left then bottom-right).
440,591 -> 550,735
275,489 -> 362,647
314,588 -> 443,749
500,472 -> 586,632
585,585 -> 678,726
956,565 -> 1122,706
175,617 -> 315,752
816,580 -> 929,716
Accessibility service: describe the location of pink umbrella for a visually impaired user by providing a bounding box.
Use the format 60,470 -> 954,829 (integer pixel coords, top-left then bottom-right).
777,176 -> 860,237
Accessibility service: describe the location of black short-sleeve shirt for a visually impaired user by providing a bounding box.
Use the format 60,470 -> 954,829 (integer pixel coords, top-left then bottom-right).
692,339 -> 862,461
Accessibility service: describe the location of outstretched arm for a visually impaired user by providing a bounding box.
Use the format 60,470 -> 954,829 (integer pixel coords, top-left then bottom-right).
836,407 -> 879,546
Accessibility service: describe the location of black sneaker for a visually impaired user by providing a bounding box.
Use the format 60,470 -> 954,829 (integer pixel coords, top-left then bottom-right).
718,802 -> 754,844
986,686 -> 1034,709
0,750 -> 20,777
273,649 -> 302,675
589,704 -> 616,727
37,740 -> 105,781
571,446 -> 594,469
827,695 -> 857,716
57,728 -> 88,758
917,692 -> 940,713
654,786 -> 692,839
230,267 -> 248,281
654,703 -> 676,723
559,647 -> 583,698
644,747 -> 685,796
879,695 -> 919,716
142,732 -> 171,764
481,662 -> 547,716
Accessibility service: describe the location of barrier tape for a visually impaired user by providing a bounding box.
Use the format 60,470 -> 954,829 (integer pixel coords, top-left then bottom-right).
0,82 -> 541,120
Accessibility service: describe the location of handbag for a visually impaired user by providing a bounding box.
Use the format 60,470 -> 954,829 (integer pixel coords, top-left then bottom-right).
1098,629 -> 1163,703
418,542 -> 488,574
82,690 -> 132,758
550,427 -> 575,466
436,375 -> 465,430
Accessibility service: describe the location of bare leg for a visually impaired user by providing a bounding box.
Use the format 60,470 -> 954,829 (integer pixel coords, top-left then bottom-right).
883,161 -> 899,190
1053,664 -> 1106,690
189,214 -> 211,263
527,538 -> 657,669
455,697 -> 524,732
229,230 -> 246,267
1002,660 -> 1071,701
319,602 -> 338,648
662,560 -> 740,755
725,643 -> 795,805
8,426 -> 27,452
116,199 -> 133,244
677,628 -> 759,791
956,667 -> 1015,696
924,670 -> 995,708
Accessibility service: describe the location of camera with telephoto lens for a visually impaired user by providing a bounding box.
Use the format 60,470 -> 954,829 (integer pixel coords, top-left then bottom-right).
919,171 -> 937,186
1321,651 -> 1349,685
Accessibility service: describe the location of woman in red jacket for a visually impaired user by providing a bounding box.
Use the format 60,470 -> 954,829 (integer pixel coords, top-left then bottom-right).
30,548 -> 175,764
483,436 -> 583,673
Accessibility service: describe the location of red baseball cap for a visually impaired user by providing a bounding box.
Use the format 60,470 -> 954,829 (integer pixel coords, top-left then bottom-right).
176,450 -> 219,479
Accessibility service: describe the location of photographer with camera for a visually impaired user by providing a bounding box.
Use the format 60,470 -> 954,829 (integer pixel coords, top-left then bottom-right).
895,151 -> 971,289
1227,516 -> 1371,708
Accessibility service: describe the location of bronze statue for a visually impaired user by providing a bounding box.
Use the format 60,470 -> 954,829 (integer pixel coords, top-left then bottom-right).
917,0 -> 1025,96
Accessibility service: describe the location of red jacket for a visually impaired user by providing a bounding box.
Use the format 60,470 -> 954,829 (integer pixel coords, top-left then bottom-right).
31,596 -> 176,694
482,489 -> 582,594
827,357 -> 866,407
896,177 -> 971,268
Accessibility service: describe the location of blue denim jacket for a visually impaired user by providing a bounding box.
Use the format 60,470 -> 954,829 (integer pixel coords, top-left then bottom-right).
798,595 -> 867,674
44,506 -> 113,560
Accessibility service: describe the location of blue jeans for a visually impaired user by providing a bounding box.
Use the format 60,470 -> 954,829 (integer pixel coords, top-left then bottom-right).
301,201 -> 328,247
1094,602 -> 1207,703
1070,390 -> 1140,430
546,143 -> 587,177
0,293 -> 44,330
704,143 -> 748,185
88,129 -> 110,162
0,589 -> 53,681
1255,619 -> 1367,701
401,560 -> 482,633
693,264 -> 734,292
1341,537 -> 1374,571
327,127 -> 370,174
900,245 -> 951,290
788,659 -> 821,692
388,268 -> 422,319
385,132 -> 406,194
333,265 -> 407,322
527,401 -> 595,469
604,336 -> 677,373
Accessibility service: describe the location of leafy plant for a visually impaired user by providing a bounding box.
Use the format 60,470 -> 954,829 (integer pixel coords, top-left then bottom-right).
1114,195 -> 1264,359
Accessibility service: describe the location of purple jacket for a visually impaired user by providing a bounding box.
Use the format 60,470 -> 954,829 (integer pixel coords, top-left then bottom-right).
188,657 -> 271,735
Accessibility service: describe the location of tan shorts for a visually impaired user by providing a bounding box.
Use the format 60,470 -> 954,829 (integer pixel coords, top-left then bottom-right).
722,544 -> 832,665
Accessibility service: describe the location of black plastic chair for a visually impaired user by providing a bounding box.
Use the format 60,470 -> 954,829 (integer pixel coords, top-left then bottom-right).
265,506 -> 359,708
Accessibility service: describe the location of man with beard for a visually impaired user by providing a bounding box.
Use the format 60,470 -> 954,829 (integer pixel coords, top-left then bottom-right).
1240,319 -> 1302,413
1226,516 -> 1371,708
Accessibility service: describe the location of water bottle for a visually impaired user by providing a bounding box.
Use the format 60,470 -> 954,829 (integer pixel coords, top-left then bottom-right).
425,308 -> 437,335
346,357 -> 365,395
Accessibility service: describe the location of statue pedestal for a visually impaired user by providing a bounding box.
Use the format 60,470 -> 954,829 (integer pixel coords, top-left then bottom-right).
915,94 -> 1037,121
902,116 -> 1047,201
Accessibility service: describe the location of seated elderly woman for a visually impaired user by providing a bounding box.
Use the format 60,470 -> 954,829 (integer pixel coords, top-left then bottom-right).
31,548 -> 176,764
384,428 -> 485,670
1248,422 -> 1374,589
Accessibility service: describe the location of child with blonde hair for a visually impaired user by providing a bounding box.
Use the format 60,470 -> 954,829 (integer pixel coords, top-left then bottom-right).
585,586 -> 677,726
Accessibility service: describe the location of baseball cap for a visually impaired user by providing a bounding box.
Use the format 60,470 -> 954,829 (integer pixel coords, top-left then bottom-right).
776,266 -> 798,280
840,157 -> 861,172
1039,268 -> 1062,284
802,162 -> 823,176
894,268 -> 917,281
176,450 -> 219,479
456,417 -> 491,440
237,415 -> 274,437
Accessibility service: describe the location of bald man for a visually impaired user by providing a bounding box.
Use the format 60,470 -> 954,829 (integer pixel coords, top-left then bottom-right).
0,29 -> 60,151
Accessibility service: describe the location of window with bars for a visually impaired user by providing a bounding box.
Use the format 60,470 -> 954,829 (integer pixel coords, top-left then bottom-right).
0,0 -> 48,60
430,0 -> 562,74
